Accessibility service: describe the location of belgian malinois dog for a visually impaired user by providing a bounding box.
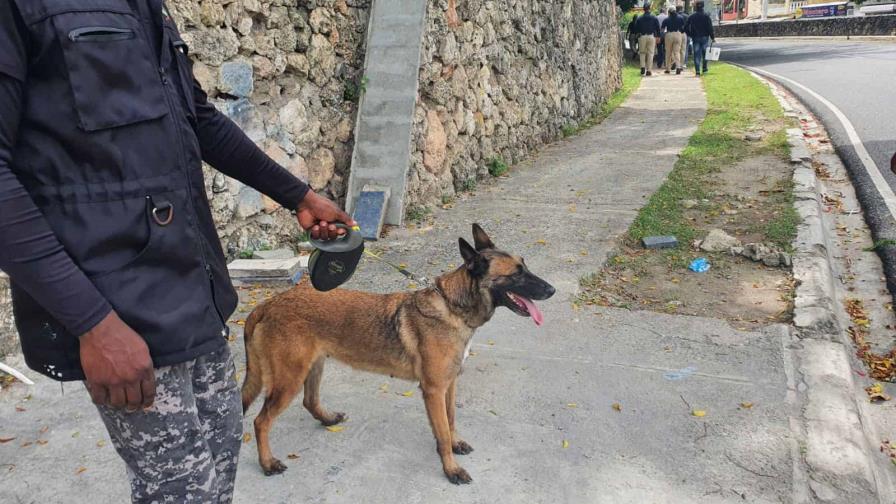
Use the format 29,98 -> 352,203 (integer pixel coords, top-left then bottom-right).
241,224 -> 555,484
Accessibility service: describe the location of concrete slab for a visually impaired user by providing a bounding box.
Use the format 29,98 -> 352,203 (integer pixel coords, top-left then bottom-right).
228,257 -> 308,286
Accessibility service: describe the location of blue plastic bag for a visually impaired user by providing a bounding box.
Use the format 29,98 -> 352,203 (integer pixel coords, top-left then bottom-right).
688,257 -> 710,273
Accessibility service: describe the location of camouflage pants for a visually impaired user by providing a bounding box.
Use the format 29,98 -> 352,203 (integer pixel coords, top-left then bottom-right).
93,345 -> 243,503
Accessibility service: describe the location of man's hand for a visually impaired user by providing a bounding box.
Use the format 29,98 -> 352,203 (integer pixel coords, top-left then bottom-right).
80,311 -> 155,411
296,191 -> 357,240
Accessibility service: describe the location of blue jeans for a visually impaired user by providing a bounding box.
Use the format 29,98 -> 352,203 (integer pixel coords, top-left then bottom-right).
692,36 -> 710,74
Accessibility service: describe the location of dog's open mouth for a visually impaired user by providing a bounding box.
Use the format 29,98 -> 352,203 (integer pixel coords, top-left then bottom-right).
507,292 -> 544,326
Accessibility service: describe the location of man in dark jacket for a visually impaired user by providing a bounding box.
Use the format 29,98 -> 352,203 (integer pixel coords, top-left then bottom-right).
634,3 -> 662,76
662,8 -> 686,74
0,1 -> 354,502
684,0 -> 716,76
626,14 -> 641,61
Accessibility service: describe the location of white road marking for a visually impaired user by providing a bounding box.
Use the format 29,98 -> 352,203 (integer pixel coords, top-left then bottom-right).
738,64 -> 896,222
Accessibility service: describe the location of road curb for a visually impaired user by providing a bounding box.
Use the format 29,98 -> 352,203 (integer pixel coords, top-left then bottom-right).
746,69 -> 883,503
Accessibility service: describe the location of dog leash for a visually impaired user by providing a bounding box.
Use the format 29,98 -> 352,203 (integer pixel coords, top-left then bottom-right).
363,249 -> 435,288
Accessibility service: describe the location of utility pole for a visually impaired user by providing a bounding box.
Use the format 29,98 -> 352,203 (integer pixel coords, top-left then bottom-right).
762,0 -> 769,19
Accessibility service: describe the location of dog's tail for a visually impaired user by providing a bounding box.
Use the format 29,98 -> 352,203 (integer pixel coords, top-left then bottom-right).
240,306 -> 264,414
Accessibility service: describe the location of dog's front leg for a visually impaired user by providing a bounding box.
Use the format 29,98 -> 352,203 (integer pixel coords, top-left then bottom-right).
446,379 -> 473,455
422,384 -> 472,484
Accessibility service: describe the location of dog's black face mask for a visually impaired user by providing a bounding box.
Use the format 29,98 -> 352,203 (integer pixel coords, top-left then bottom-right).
459,224 -> 556,326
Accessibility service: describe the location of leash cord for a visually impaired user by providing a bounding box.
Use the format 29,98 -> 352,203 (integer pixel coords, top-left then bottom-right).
363,249 -> 431,286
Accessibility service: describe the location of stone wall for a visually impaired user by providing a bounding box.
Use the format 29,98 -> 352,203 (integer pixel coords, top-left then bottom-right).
0,273 -> 16,357
168,0 -> 371,256
408,0 -> 623,208
170,0 -> 621,253
717,14 -> 896,37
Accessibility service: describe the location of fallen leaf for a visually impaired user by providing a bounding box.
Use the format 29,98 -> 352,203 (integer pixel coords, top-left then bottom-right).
242,433 -> 252,443
562,440 -> 569,449
71,432 -> 80,438
36,440 -> 48,446
407,283 -> 418,289
96,440 -> 106,448
567,403 -> 578,408
325,425 -> 345,433
39,426 -> 48,434
0,437 -> 16,444
15,406 -> 25,412
535,239 -> 547,245
75,466 -> 87,475
692,410 -> 707,417
400,390 -> 414,397
235,320 -> 246,326
865,383 -> 891,403
612,403 -> 622,412
739,402 -> 754,409
488,410 -> 498,416
379,383 -> 389,392
21,441 -> 33,447
287,453 -> 299,460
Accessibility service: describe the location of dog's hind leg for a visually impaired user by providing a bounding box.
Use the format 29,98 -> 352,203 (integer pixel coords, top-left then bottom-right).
446,378 -> 473,455
302,356 -> 346,426
254,363 -> 309,476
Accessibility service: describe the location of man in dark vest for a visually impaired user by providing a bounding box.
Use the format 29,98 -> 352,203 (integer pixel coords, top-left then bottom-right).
685,0 -> 717,76
0,1 -> 355,501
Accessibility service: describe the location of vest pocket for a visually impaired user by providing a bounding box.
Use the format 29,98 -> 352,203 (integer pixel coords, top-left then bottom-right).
52,11 -> 168,131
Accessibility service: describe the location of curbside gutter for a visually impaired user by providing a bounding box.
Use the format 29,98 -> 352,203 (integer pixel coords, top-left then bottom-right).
747,70 -> 888,503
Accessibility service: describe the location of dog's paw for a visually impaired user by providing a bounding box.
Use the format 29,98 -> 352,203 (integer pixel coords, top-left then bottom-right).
445,467 -> 473,485
320,412 -> 347,427
262,459 -> 288,476
452,440 -> 474,455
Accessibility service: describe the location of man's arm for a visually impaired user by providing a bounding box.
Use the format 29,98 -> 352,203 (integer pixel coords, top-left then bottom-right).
191,80 -> 354,239
708,15 -> 715,40
0,3 -> 154,410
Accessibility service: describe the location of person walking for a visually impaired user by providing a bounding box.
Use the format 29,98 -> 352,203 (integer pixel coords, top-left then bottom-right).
0,1 -> 355,502
627,14 -> 641,61
656,7 -> 668,70
662,7 -> 685,75
677,5 -> 691,70
634,2 -> 662,76
685,0 -> 716,76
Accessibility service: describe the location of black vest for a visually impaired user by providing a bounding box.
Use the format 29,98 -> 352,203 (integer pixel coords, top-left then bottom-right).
10,0 -> 237,380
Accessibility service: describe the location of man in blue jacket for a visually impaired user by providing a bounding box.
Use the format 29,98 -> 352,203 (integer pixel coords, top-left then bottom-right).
685,0 -> 717,76
634,2 -> 662,76
0,1 -> 354,502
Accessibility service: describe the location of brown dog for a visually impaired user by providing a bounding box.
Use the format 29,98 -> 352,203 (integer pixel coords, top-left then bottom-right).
241,224 -> 555,484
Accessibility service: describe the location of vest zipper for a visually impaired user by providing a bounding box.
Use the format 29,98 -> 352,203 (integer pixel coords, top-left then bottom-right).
149,26 -> 227,336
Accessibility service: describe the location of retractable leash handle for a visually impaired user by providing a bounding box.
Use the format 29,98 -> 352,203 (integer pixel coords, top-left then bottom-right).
307,223 -> 365,291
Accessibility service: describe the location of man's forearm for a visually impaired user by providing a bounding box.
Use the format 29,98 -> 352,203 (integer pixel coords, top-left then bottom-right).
0,77 -> 112,336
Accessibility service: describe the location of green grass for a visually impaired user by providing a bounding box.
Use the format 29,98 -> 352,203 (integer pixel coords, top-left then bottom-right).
488,157 -> 509,177
628,63 -> 791,246
406,204 -> 431,223
764,179 -> 799,251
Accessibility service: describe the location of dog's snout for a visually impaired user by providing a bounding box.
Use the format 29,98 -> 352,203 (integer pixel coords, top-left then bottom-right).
544,283 -> 556,299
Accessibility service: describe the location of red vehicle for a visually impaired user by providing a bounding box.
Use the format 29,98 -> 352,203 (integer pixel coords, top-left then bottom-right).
721,0 -> 748,21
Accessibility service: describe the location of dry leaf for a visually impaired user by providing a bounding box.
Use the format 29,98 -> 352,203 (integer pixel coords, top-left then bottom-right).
400,390 -> 414,397
96,440 -> 106,448
535,239 -> 547,245
36,440 -> 48,446
287,453 -> 299,460
865,383 -> 892,403
75,466 -> 87,475
325,425 -> 345,433
611,403 -> 622,412
242,433 -> 252,443
692,410 -> 707,417
15,406 -> 25,412
21,441 -> 32,447
71,432 -> 80,438
0,437 -> 16,444
235,320 -> 246,326
379,383 -> 389,392
487,340 -> 495,346
567,403 -> 578,408
39,426 -> 48,434
739,402 -> 754,409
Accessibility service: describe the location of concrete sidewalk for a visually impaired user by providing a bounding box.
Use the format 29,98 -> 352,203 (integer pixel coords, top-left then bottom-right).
0,75 -> 806,503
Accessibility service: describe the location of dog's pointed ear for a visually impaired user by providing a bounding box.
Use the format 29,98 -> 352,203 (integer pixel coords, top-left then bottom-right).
472,223 -> 494,251
459,237 -> 479,264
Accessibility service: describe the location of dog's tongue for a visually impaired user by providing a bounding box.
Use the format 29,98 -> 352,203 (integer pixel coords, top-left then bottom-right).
519,296 -> 544,326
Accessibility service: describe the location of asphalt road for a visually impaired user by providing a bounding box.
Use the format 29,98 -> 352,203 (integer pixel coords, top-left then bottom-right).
719,38 -> 896,291
721,38 -> 895,184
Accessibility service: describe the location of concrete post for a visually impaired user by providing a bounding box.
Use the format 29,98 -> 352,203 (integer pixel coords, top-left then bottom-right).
762,0 -> 769,19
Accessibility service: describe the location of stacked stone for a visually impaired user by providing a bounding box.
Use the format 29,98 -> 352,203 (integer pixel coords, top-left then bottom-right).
167,0 -> 370,256
407,0 -> 622,209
